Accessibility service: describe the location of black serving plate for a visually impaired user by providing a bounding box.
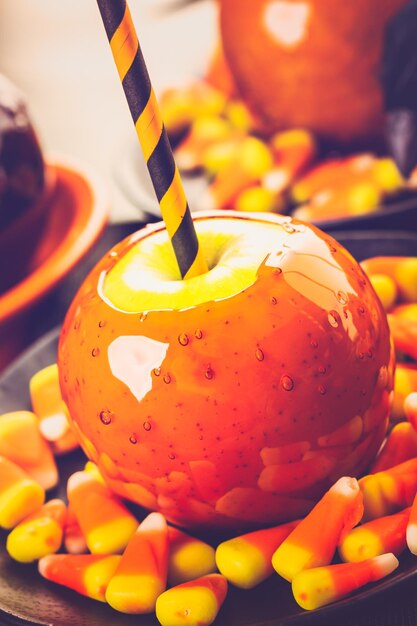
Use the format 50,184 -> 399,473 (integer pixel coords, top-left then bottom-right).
1,225 -> 417,626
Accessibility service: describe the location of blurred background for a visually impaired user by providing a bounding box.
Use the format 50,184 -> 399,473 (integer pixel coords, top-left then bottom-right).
1,0 -> 417,371
0,0 -> 218,221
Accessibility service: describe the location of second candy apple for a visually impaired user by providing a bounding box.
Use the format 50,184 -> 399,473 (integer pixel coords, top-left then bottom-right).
219,0 -> 407,145
58,211 -> 393,532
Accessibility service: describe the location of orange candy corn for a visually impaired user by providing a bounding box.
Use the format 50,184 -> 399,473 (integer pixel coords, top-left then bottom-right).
105,512 -> 169,614
339,507 -> 410,562
156,573 -> 228,626
292,154 -> 375,204
292,553 -> 399,611
84,460 -> 105,483
0,455 -> 44,529
0,411 -> 58,490
359,457 -> 417,521
369,422 -> 417,473
201,136 -> 273,210
29,364 -> 79,454
168,526 -> 216,586
387,314 -> 417,360
293,155 -> 403,223
201,136 -> 244,176
391,303 -> 417,321
234,185 -> 283,214
272,477 -> 363,582
67,470 -> 138,554
64,504 -> 88,554
216,519 -> 299,589
38,553 -> 121,602
175,116 -> 234,172
362,256 -> 417,303
6,498 -> 67,562
392,363 -> 417,420
406,491 -> 417,554
263,129 -> 316,196
293,182 -> 381,222
224,99 -> 257,132
404,392 -> 417,431
368,274 -> 398,311
160,82 -> 226,137
392,258 -> 417,303
371,158 -> 404,193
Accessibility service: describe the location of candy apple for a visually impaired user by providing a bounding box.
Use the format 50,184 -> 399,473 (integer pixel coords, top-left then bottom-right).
58,211 -> 393,532
219,0 -> 407,146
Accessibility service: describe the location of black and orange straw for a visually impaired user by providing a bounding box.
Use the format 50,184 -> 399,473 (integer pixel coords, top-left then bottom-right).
96,0 -> 208,279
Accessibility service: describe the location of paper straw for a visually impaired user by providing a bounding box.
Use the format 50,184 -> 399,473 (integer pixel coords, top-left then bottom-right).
96,0 -> 208,279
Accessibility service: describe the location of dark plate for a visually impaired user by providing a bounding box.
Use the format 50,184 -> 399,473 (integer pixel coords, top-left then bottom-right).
2,228 -> 417,626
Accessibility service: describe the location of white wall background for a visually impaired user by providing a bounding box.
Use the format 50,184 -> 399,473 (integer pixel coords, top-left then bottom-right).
0,0 -> 218,220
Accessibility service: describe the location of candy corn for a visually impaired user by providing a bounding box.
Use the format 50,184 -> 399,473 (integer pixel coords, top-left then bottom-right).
38,553 -> 121,602
0,410 -> 58,490
105,512 -> 169,614
359,457 -> 417,521
391,303 -> 417,322
339,507 -> 410,562
292,553 -> 399,610
155,573 -> 228,626
168,526 -> 216,586
175,116 -> 235,172
369,422 -> 417,472
371,158 -> 404,193
64,504 -> 88,554
84,460 -> 105,484
361,256 -> 417,303
224,100 -> 256,132
0,456 -> 44,529
387,314 -> 417,360
292,154 -> 375,204
368,274 -> 398,311
6,498 -> 67,562
29,363 -> 79,454
293,182 -> 381,222
159,82 -> 226,137
201,136 -> 273,210
201,137 -> 244,175
393,257 -> 417,303
406,491 -> 417,554
272,477 -> 363,582
234,185 -> 283,214
216,519 -> 299,589
292,153 -> 403,223
67,470 -> 138,554
404,392 -> 417,431
391,363 -> 417,420
264,128 -> 316,195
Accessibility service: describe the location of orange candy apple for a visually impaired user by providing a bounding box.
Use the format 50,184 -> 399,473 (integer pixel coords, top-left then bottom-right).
58,211 -> 393,532
219,0 -> 407,146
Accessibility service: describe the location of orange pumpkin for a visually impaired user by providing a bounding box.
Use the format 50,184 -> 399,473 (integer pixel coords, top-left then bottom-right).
219,0 -> 408,146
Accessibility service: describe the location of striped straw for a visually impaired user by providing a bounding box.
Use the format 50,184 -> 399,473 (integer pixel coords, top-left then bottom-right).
96,0 -> 208,279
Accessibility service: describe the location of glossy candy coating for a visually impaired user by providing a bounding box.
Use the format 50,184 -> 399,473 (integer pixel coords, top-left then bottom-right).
219,0 -> 407,146
58,212 -> 393,532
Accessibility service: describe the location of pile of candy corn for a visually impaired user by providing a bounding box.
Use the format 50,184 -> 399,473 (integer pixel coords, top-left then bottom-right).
160,80 -> 417,222
1,255 -> 417,624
